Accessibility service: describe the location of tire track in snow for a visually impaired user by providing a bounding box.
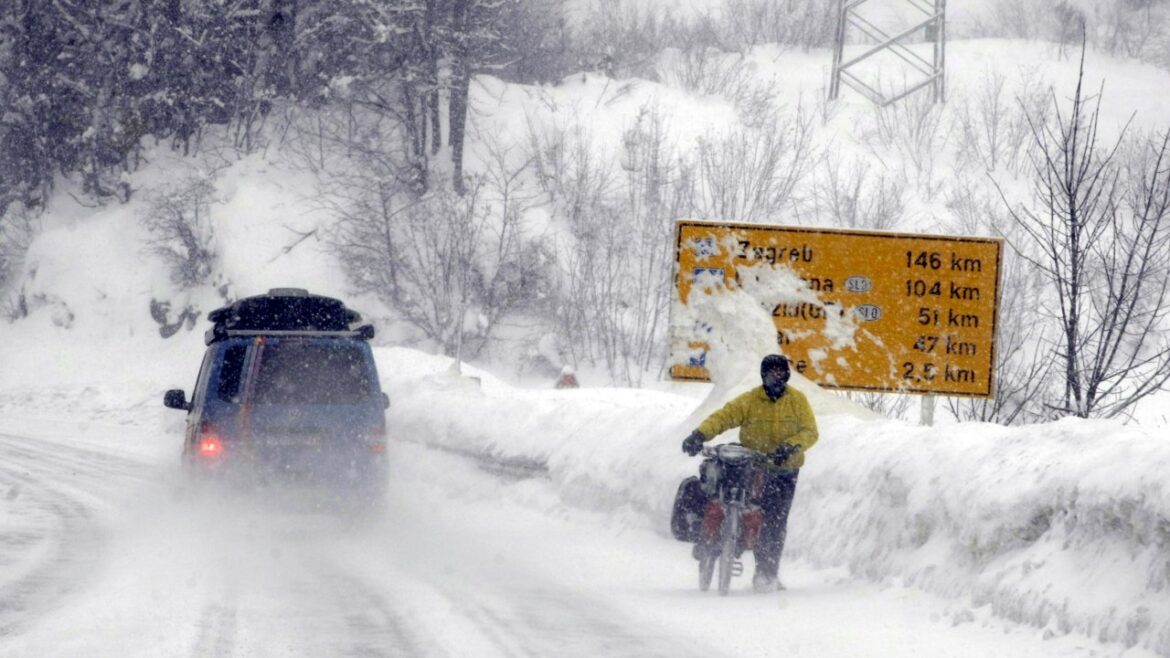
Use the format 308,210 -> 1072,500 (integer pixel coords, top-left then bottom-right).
171,528 -> 434,658
0,433 -> 153,638
360,442 -> 727,658
381,440 -> 720,655
306,560 -> 429,657
315,550 -> 722,658
449,587 -> 718,658
0,433 -> 155,507
0,460 -> 101,637
189,602 -> 240,658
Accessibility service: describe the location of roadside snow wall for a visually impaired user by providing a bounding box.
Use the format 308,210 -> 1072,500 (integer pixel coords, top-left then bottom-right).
799,414 -> 1170,655
381,349 -> 1170,656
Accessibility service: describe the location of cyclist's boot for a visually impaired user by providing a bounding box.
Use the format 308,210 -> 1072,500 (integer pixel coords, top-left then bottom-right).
752,573 -> 778,593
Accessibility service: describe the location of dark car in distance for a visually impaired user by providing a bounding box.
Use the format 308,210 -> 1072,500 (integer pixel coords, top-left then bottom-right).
164,288 -> 390,508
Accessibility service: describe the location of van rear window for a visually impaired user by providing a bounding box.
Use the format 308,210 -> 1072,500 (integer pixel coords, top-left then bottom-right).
216,344 -> 248,403
252,340 -> 373,405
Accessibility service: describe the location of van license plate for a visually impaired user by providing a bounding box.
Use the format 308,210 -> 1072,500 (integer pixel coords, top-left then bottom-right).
265,435 -> 321,447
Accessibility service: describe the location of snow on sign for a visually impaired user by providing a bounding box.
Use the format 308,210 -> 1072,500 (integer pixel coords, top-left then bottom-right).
670,220 -> 1004,397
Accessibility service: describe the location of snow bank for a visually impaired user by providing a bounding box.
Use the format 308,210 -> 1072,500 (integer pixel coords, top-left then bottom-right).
381,356 -> 1170,655
797,415 -> 1170,655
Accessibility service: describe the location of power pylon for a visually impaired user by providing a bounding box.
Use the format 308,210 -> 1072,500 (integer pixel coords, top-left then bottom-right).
829,0 -> 947,106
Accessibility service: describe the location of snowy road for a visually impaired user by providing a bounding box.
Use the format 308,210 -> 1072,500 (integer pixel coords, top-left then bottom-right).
0,420 -> 1153,658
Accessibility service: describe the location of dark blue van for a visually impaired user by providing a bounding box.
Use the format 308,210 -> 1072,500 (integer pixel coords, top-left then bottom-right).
164,289 -> 389,506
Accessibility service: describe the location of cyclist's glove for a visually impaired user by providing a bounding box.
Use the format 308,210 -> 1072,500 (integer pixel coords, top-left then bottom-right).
682,430 -> 705,456
771,443 -> 800,465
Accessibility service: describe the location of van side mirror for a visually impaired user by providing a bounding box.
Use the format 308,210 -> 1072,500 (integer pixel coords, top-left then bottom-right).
164,389 -> 190,411
382,392 -> 390,410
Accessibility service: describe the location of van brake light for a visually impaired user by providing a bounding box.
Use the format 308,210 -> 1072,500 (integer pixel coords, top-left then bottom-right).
367,423 -> 386,454
199,436 -> 224,458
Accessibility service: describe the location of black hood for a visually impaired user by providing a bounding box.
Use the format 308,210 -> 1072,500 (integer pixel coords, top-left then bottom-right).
761,354 -> 790,401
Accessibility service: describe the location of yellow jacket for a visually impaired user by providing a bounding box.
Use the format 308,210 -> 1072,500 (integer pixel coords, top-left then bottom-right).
696,386 -> 818,469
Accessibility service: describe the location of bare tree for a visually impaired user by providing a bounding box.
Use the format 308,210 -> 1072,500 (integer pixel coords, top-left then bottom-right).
475,137 -> 556,345
568,2 -> 687,80
331,176 -> 480,355
655,47 -> 756,100
615,106 -> 690,382
1001,48 -> 1170,418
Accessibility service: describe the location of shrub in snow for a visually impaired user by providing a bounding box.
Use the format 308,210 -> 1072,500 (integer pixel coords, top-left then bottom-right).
332,172 -> 552,360
0,204 -> 38,312
807,149 -> 905,233
140,175 -> 218,289
954,67 -> 1049,177
865,92 -> 948,200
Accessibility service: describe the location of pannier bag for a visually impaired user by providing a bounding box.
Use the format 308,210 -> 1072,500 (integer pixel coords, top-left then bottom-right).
670,476 -> 709,542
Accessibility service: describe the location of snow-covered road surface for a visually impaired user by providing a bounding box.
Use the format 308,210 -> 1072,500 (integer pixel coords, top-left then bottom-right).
0,420 -> 1155,658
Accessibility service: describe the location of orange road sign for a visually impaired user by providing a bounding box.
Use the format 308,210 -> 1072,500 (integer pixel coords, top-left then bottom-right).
671,220 -> 1003,397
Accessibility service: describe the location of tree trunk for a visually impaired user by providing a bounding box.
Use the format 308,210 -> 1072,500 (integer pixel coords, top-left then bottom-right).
266,0 -> 298,96
426,0 -> 442,155
401,80 -> 429,193
449,68 -> 470,196
449,0 -> 470,195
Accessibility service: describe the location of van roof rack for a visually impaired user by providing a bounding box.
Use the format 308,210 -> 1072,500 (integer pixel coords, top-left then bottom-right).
219,327 -> 376,340
205,289 -> 374,344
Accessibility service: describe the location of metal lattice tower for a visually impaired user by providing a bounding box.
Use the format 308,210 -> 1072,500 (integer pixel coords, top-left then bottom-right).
829,0 -> 947,106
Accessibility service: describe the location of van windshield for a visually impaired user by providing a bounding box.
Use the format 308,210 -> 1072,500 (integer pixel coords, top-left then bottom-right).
252,340 -> 374,405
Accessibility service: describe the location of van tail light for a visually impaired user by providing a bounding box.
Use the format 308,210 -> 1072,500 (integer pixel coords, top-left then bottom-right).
196,421 -> 225,459
199,436 -> 224,458
368,423 -> 387,455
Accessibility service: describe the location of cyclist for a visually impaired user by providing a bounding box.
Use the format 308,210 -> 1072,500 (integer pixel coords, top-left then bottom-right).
682,354 -> 818,592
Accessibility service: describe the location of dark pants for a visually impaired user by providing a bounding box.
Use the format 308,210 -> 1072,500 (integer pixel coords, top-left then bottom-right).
754,469 -> 799,579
